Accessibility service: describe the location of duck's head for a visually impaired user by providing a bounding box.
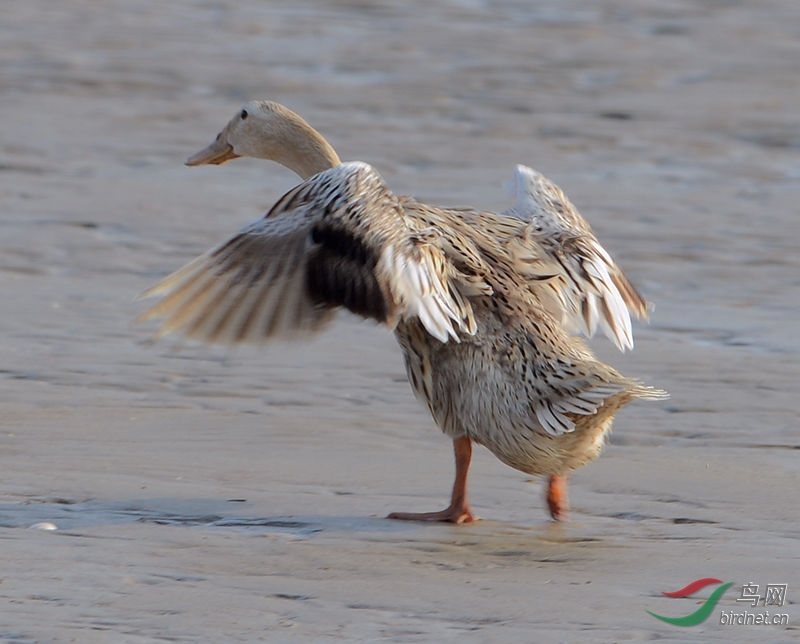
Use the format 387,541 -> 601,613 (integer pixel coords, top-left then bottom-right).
186,100 -> 341,180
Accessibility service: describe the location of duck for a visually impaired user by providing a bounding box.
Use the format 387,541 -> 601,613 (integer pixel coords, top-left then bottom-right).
139,100 -> 667,522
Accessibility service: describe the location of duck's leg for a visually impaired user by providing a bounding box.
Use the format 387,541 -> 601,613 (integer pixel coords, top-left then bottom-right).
388,436 -> 477,524
546,474 -> 568,521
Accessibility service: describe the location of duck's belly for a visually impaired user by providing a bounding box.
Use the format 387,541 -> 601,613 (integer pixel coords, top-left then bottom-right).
395,321 -> 612,476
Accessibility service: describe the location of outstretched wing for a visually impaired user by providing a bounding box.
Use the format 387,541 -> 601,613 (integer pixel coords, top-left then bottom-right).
139,162 -> 475,345
505,164 -> 649,352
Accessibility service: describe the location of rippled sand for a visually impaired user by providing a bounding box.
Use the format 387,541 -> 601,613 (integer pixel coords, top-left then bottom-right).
1,1 -> 798,641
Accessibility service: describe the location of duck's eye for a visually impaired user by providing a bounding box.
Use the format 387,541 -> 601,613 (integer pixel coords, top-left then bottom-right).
240,109 -> 248,120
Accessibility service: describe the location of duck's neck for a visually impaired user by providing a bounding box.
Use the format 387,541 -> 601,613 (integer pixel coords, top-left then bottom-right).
269,115 -> 342,180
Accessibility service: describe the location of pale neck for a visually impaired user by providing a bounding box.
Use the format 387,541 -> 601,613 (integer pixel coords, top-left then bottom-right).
268,115 -> 341,180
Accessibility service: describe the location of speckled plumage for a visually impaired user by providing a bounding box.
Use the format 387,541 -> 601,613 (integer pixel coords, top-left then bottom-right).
139,101 -> 667,520
393,204 -> 664,471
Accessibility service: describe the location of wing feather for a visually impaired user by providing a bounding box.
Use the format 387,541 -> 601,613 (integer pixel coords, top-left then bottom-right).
138,162 -> 475,345
505,164 -> 649,351
532,369 -> 659,437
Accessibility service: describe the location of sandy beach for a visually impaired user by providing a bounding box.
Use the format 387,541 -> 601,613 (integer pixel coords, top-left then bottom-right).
1,1 -> 798,641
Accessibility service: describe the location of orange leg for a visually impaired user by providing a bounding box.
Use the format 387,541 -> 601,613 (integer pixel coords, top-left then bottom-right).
388,436 -> 477,524
546,474 -> 568,521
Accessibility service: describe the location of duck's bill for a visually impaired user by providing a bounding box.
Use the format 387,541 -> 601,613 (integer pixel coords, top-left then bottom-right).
185,139 -> 240,166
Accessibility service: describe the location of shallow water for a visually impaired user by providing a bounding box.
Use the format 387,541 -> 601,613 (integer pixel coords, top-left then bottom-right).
1,1 -> 798,642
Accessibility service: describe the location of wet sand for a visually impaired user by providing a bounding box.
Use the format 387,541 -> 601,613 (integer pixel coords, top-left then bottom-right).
1,1 -> 798,642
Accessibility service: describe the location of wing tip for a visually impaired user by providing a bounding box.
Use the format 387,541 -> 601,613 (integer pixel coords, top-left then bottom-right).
635,385 -> 670,401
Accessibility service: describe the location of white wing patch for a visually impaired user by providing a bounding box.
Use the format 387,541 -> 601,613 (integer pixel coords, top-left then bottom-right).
382,244 -> 468,343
